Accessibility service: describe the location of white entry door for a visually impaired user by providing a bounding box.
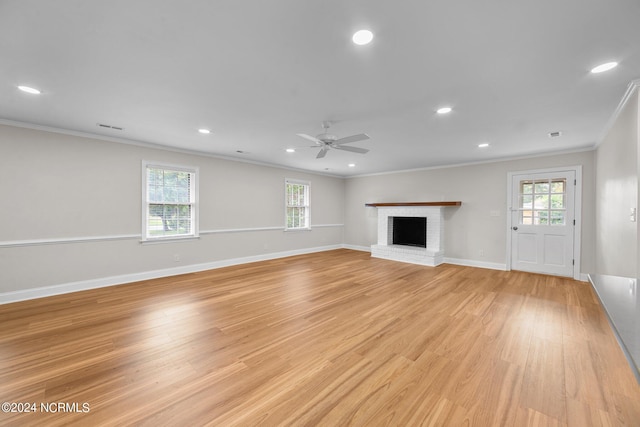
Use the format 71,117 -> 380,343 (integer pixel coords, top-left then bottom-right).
510,170 -> 575,277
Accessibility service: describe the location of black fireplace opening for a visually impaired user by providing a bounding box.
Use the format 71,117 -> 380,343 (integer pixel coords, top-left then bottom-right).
392,216 -> 427,248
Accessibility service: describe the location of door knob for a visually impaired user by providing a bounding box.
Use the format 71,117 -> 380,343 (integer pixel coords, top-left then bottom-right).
512,226 -> 518,231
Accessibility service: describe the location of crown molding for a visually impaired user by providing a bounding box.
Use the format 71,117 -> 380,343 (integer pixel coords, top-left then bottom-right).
595,78 -> 640,148
0,118 -> 344,179
347,146 -> 595,178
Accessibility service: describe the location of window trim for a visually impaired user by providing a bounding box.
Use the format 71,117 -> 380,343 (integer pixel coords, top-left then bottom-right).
141,161 -> 199,243
284,178 -> 311,231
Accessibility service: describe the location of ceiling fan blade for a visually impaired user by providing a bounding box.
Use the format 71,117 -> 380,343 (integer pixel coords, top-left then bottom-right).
316,147 -> 329,159
334,133 -> 370,145
297,133 -> 322,144
333,145 -> 369,154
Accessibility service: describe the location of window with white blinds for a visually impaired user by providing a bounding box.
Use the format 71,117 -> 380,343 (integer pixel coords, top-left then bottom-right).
285,179 -> 310,230
142,162 -> 198,241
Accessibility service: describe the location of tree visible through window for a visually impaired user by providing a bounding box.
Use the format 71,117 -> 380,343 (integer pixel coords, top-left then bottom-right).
285,180 -> 310,229
143,163 -> 198,240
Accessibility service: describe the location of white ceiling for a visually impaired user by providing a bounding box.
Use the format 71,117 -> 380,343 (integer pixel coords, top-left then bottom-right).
2,0 -> 639,176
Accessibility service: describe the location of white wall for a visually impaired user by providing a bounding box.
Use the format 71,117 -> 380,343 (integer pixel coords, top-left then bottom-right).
594,85 -> 639,278
0,124 -> 345,296
344,151 -> 596,274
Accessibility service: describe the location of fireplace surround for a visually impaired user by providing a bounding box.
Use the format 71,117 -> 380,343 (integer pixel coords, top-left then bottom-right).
366,202 -> 461,267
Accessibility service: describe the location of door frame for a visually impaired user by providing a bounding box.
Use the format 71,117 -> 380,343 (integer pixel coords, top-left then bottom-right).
506,165 -> 583,280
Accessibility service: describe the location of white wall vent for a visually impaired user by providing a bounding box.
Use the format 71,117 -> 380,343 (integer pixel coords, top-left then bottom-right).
97,123 -> 124,131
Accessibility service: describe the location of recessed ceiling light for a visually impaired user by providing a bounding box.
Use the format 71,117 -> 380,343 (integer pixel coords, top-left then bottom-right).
352,30 -> 374,45
348,163 -> 356,167
18,85 -> 41,95
478,143 -> 490,148
590,62 -> 618,73
286,148 -> 295,153
198,129 -> 211,134
437,107 -> 452,114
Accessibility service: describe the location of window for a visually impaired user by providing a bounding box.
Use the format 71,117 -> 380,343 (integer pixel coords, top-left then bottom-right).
285,179 -> 310,230
142,162 -> 198,241
518,178 -> 566,225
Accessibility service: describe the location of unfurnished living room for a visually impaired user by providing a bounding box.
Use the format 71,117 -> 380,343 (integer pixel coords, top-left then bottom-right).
1,1 -> 639,426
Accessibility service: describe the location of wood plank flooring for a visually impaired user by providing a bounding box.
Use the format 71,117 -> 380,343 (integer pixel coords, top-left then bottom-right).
1,249 -> 639,426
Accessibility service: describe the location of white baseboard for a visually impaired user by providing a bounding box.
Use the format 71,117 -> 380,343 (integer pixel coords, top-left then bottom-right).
444,257 -> 589,281
0,245 -> 342,305
342,244 -> 371,252
0,245 -> 587,305
347,248 -> 508,271
443,257 -> 507,271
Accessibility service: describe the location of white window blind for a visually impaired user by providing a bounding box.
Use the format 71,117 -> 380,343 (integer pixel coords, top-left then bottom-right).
142,162 -> 198,241
285,179 -> 310,230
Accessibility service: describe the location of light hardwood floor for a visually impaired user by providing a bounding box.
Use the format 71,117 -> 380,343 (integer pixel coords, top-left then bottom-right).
1,249 -> 639,426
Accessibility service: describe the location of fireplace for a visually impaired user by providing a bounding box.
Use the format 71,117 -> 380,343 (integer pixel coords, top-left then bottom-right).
392,216 -> 426,248
365,202 -> 461,267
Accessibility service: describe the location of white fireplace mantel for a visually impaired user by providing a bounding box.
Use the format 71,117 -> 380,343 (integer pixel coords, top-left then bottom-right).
367,202 -> 461,267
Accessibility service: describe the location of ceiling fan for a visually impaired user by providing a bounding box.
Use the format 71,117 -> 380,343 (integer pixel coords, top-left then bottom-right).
296,121 -> 370,159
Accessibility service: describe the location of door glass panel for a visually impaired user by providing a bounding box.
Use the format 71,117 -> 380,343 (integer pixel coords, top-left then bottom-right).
551,181 -> 565,193
519,178 -> 567,226
534,210 -> 549,225
520,195 -> 533,208
534,181 -> 549,193
550,210 -> 565,225
534,194 -> 549,209
550,194 -> 564,208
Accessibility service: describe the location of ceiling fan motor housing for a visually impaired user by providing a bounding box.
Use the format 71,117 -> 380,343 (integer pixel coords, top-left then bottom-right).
318,134 -> 337,143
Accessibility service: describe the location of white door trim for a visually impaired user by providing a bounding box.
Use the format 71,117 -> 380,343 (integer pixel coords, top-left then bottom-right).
506,165 -> 582,280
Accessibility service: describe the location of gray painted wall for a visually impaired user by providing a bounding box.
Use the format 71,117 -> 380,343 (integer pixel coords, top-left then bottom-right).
0,124 -> 345,294
5,99 -> 638,298
344,151 -> 596,274
595,88 -> 638,278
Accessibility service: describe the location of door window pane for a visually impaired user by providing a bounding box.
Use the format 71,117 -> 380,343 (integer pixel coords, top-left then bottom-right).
534,181 -> 549,193
550,194 -> 564,209
550,210 -> 565,225
521,182 -> 533,194
520,195 -> 533,209
518,178 -> 567,226
534,195 -> 549,209
551,181 -> 565,193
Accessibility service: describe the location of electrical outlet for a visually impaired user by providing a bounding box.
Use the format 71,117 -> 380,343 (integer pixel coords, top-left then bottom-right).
479,250 -> 485,257
631,207 -> 637,222
174,254 -> 180,262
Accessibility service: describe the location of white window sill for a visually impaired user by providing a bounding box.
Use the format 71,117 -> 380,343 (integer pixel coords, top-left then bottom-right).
284,227 -> 312,232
